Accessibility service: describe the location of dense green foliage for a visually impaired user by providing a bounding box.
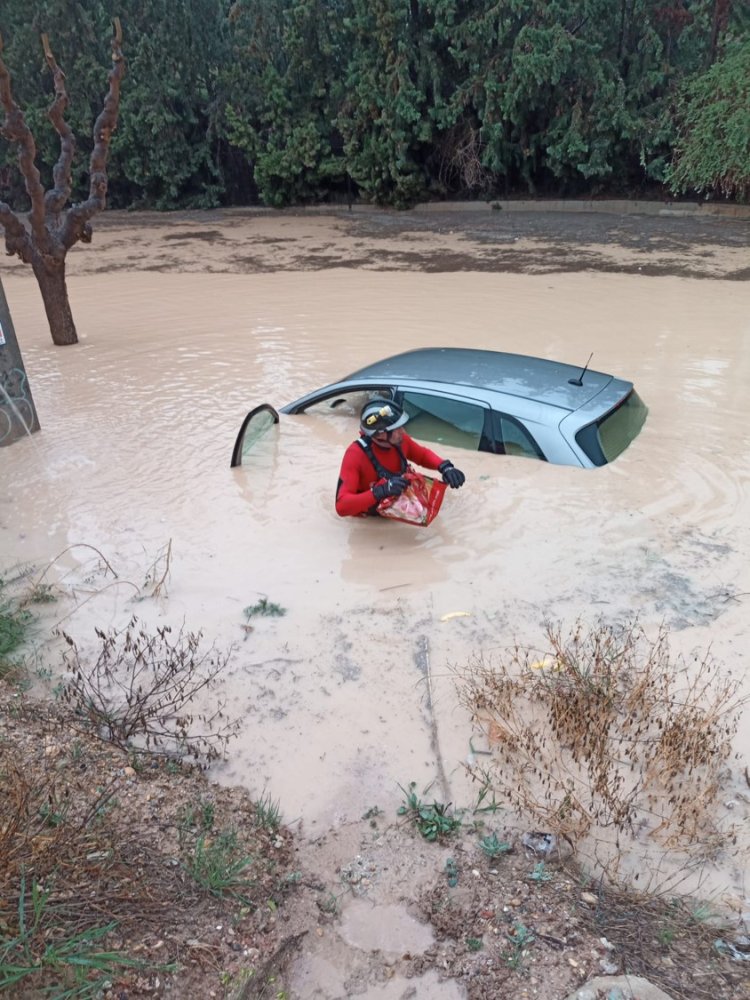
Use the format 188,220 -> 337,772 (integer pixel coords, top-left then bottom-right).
0,0 -> 747,209
667,39 -> 750,200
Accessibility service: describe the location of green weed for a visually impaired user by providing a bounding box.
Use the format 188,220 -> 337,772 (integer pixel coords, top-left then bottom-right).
467,936 -> 483,951
528,861 -> 553,883
0,596 -> 31,674
362,805 -> 381,824
316,892 -> 340,915
445,857 -> 458,887
472,777 -> 502,816
690,903 -> 715,923
657,925 -> 676,947
397,782 -> 462,842
178,799 -> 216,834
243,597 -> 286,619
38,802 -> 66,828
504,920 -> 535,970
28,583 -> 57,604
479,832 -> 512,859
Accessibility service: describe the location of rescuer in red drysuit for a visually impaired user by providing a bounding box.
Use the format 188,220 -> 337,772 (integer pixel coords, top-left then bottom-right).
335,397 -> 466,517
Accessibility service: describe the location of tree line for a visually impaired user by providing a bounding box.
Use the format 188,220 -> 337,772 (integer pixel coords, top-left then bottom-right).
0,0 -> 748,211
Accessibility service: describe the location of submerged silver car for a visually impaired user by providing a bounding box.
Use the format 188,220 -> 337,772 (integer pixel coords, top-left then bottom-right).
231,347 -> 648,469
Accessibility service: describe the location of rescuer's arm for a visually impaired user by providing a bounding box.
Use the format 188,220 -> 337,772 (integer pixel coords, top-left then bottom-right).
401,435 -> 466,489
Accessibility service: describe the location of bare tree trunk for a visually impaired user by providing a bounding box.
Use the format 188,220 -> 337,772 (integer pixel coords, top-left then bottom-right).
31,255 -> 77,346
709,0 -> 732,65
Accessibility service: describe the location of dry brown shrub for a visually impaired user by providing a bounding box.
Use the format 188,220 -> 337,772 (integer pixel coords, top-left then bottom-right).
436,123 -> 494,194
59,617 -> 239,766
456,620 -> 745,856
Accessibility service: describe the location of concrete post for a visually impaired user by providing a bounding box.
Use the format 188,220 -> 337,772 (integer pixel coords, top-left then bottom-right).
0,276 -> 41,446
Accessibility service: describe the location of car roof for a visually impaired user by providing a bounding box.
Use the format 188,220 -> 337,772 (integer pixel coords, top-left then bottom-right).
344,347 -> 618,413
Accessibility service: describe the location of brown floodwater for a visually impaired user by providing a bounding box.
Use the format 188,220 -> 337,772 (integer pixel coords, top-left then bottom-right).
1,210 -> 749,914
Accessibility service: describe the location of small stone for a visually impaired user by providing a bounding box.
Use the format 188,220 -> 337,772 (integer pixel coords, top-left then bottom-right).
123,766 -> 136,777
581,892 -> 598,906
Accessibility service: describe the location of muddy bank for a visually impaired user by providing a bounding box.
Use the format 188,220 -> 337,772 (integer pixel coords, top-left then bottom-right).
2,205 -> 746,280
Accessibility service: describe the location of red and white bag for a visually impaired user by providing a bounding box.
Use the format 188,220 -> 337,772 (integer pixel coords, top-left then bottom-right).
376,470 -> 447,527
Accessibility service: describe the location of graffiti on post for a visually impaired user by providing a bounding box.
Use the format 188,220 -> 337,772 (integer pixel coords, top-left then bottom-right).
0,275 -> 41,446
0,367 -> 35,442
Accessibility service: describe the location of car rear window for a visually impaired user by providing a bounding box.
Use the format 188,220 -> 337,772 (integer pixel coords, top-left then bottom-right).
575,390 -> 648,466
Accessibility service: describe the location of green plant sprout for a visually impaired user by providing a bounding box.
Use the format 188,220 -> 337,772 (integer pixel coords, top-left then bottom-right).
397,782 -> 462,842
504,921 -> 535,970
479,832 -> 512,858
528,861 -> 553,882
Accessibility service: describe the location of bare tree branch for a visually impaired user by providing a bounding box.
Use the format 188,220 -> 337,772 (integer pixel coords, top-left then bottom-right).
0,32 -> 47,249
62,18 -> 125,249
0,202 -> 31,261
42,33 -> 74,223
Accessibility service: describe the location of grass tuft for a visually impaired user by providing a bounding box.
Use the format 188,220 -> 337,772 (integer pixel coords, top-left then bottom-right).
255,790 -> 282,831
186,830 -> 255,903
0,873 -> 170,997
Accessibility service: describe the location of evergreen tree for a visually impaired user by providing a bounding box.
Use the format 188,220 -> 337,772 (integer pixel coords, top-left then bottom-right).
667,38 -> 750,200
108,0 -> 226,208
336,0 -> 433,206
223,0 -> 348,207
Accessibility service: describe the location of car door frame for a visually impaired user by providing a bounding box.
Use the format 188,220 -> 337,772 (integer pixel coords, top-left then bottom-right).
230,403 -> 280,468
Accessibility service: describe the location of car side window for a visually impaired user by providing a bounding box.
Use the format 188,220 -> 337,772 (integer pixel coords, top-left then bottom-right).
492,412 -> 545,460
400,391 -> 486,451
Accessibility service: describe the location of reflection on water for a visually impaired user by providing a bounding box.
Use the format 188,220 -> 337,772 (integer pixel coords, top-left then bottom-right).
1,249 -> 750,908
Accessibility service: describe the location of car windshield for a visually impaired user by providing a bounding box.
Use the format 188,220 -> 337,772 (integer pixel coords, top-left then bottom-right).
576,390 -> 648,466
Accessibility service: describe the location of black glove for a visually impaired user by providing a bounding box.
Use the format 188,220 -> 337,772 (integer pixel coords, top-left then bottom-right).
372,476 -> 409,501
439,460 -> 465,489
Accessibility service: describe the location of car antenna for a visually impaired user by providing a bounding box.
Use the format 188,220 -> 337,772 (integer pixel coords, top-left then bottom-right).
568,352 -> 593,386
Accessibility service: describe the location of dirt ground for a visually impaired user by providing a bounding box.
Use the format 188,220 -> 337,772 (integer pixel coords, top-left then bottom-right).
1,690 -> 748,1000
3,202 -> 746,281
2,203 -> 750,999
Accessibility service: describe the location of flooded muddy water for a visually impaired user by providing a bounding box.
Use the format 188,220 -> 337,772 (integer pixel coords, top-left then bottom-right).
1,209 -> 749,912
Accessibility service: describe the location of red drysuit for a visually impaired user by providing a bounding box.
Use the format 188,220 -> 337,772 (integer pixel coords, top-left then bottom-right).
335,432 -> 445,517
